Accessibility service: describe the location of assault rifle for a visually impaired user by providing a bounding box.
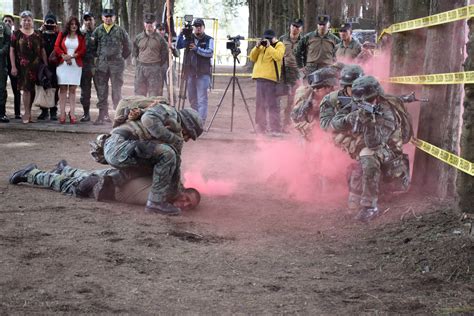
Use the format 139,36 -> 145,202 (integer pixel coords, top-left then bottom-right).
399,92 -> 429,103
291,99 -> 313,123
349,100 -> 383,134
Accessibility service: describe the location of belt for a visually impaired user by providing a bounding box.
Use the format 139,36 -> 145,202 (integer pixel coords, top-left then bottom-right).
137,61 -> 162,66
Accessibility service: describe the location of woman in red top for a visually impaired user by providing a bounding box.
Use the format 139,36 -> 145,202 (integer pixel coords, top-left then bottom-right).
54,16 -> 86,124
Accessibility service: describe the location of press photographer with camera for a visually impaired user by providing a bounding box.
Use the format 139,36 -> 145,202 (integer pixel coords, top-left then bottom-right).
176,18 -> 214,123
249,29 -> 285,136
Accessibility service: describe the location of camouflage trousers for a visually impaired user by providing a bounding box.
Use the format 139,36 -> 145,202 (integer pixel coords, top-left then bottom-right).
95,64 -> 124,111
104,134 -> 180,203
25,166 -> 115,195
134,63 -> 164,97
348,154 -> 410,209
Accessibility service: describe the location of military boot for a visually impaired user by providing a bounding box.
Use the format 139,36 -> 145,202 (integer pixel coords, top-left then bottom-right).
145,200 -> 181,216
80,106 -> 90,122
49,107 -> 58,121
50,159 -> 68,174
9,163 -> 38,184
354,207 -> 380,223
37,108 -> 49,120
93,110 -> 105,125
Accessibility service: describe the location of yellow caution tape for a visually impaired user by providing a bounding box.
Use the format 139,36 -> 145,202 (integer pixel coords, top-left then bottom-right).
378,5 -> 474,41
213,73 -> 252,77
388,71 -> 474,85
2,13 -> 62,24
411,138 -> 474,176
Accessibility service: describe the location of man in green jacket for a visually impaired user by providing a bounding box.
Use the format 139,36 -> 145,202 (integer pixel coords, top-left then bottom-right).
93,8 -> 131,125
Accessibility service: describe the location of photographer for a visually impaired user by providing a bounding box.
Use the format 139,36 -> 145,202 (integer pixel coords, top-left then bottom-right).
176,18 -> 214,123
249,29 -> 285,136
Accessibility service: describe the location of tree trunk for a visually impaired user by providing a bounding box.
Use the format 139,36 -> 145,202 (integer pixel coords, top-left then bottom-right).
412,0 -> 466,197
63,0 -> 79,18
458,19 -> 474,213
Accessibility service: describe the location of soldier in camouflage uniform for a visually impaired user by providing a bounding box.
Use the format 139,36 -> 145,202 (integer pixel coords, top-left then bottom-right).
0,19 -> 11,122
101,99 -> 203,216
290,66 -> 339,140
93,9 -> 131,125
319,64 -> 364,131
332,76 -> 411,222
295,15 -> 340,81
279,18 -> 303,132
133,13 -> 168,97
8,161 -> 201,211
79,12 -> 96,122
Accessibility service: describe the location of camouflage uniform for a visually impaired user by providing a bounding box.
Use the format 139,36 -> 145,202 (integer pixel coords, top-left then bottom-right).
93,23 -> 131,118
279,33 -> 302,129
133,30 -> 168,97
295,31 -> 340,76
333,76 -> 411,220
335,38 -> 362,61
0,22 -> 11,120
80,26 -> 97,120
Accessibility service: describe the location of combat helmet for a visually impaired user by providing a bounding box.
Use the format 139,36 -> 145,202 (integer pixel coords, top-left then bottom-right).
340,64 -> 364,87
307,67 -> 338,89
351,75 -> 384,101
178,108 -> 203,140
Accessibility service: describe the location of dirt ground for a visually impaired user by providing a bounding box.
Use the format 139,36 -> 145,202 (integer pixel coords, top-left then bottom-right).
0,68 -> 473,314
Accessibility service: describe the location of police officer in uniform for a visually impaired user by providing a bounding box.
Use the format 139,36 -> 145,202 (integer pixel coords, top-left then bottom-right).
295,15 -> 340,80
93,8 -> 131,125
133,13 -> 168,97
0,17 -> 11,122
335,22 -> 361,61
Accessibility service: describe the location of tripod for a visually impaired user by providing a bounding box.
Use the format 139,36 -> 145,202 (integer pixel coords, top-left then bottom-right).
177,49 -> 190,110
206,51 -> 255,132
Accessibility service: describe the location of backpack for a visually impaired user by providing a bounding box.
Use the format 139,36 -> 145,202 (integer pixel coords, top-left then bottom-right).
382,95 -> 414,144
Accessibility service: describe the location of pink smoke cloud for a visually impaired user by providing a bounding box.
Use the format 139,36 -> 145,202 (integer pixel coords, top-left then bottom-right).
251,127 -> 353,203
183,170 -> 237,196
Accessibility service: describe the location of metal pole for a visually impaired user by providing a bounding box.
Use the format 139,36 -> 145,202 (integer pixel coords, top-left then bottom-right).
166,0 -> 174,107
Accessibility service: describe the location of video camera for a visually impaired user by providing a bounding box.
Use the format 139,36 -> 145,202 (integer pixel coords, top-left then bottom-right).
226,35 -> 244,57
182,14 -> 194,43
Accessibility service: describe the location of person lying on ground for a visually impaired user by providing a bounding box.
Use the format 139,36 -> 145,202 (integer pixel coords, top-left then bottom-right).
8,160 -> 201,212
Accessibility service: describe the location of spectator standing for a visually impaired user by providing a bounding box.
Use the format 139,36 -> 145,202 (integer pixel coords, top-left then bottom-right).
335,23 -> 361,61
157,23 -> 179,101
0,16 -> 11,122
79,11 -> 96,122
176,18 -> 214,123
93,8 -> 131,125
10,11 -> 48,124
279,18 -> 303,133
249,29 -> 286,135
38,12 -> 59,121
133,13 -> 168,97
2,15 -> 21,120
295,15 -> 340,78
54,16 -> 86,124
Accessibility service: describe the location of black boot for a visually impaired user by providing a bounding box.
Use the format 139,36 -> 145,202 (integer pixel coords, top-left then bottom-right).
9,163 -> 38,184
92,175 -> 115,201
49,107 -> 58,121
37,108 -> 48,120
80,106 -> 90,122
145,200 -> 181,216
50,159 -> 68,174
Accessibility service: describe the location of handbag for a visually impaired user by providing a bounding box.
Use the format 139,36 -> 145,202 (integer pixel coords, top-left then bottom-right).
48,50 -> 59,66
33,85 -> 56,108
273,58 -> 290,97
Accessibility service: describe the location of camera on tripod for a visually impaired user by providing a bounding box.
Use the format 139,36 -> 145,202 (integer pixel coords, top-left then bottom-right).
226,35 -> 244,57
182,14 -> 194,43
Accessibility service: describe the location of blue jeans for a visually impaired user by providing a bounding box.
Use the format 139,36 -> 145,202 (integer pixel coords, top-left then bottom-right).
187,74 -> 210,123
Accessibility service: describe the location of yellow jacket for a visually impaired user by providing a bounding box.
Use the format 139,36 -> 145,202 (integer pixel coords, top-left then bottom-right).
249,41 -> 286,82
